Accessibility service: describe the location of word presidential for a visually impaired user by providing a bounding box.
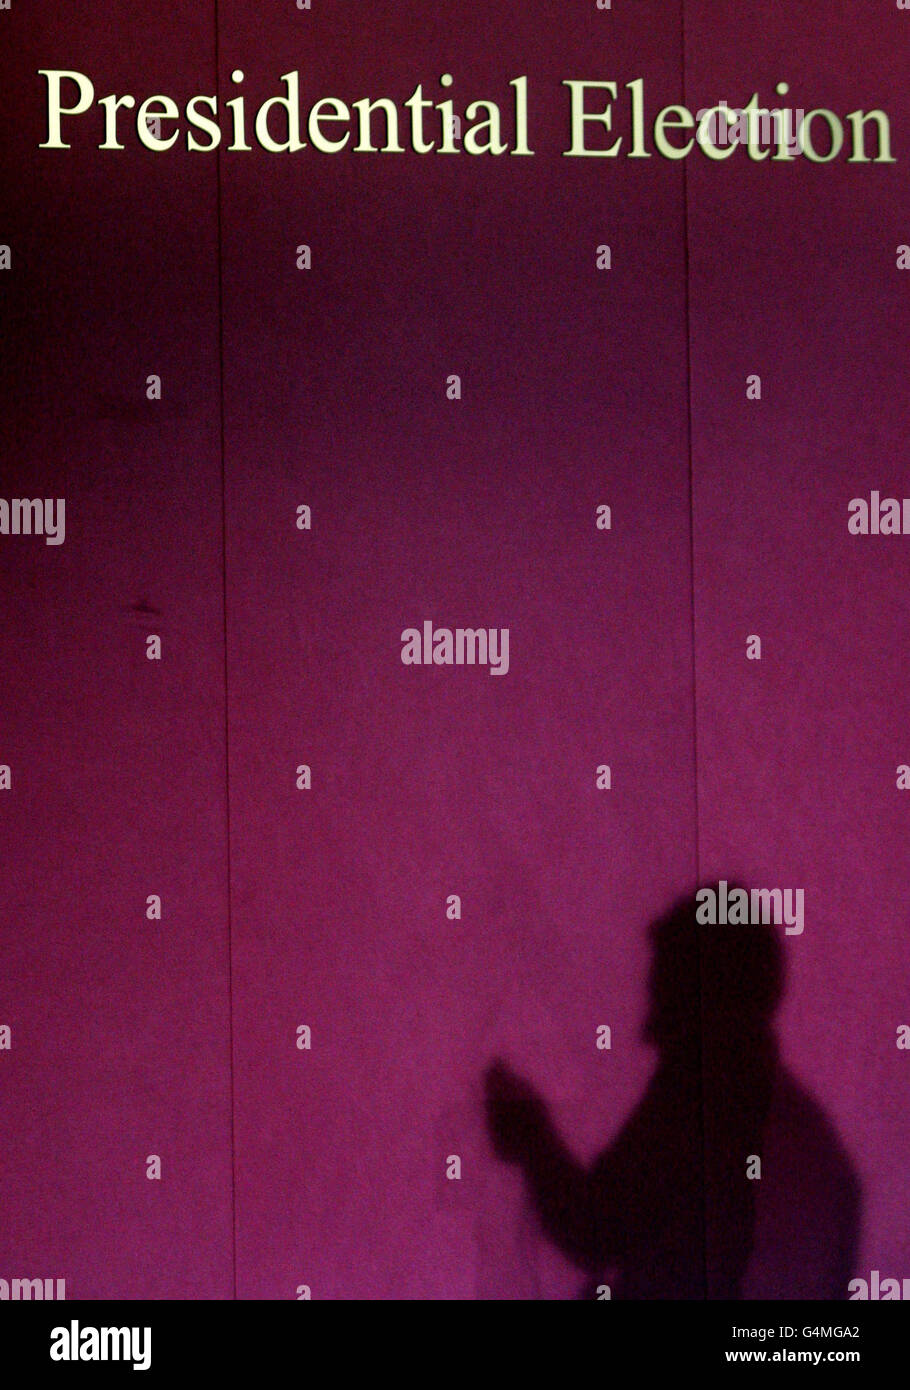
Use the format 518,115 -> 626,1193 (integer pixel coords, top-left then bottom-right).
38,72 -> 895,164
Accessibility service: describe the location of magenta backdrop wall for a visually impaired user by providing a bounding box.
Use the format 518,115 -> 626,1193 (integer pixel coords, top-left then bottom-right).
0,0 -> 907,1299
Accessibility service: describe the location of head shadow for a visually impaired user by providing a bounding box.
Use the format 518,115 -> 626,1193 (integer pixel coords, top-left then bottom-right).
485,885 -> 861,1299
642,887 -> 785,1055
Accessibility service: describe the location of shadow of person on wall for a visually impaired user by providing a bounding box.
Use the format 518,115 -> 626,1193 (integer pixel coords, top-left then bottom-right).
484,890 -> 860,1299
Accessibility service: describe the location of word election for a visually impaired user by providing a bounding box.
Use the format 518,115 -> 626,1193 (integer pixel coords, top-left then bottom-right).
695,881 -> 805,935
401,621 -> 510,675
37,71 -> 895,164
0,497 -> 65,545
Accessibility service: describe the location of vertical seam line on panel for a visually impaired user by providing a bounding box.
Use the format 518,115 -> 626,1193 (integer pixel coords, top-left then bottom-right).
214,0 -> 239,1301
679,0 -> 708,1303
